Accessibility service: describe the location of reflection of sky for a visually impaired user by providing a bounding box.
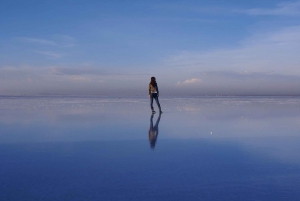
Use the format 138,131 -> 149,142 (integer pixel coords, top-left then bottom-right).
1,96 -> 300,140
1,97 -> 300,199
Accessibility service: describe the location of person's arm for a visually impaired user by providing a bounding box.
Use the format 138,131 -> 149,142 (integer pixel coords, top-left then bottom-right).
156,85 -> 159,96
149,84 -> 151,96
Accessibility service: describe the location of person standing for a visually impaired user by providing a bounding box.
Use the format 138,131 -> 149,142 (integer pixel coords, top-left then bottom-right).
149,77 -> 162,113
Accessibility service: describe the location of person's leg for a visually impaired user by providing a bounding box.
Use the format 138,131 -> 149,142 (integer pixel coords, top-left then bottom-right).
150,93 -> 154,111
154,95 -> 161,112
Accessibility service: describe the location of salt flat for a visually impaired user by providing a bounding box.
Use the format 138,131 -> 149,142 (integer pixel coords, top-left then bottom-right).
0,96 -> 300,200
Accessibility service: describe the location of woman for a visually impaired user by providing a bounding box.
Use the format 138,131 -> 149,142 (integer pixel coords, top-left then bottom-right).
149,77 -> 162,113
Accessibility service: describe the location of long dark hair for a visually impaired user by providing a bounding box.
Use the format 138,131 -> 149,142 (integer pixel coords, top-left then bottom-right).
150,77 -> 157,87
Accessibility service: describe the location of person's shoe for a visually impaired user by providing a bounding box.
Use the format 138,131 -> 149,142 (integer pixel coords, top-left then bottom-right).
152,110 -> 156,113
159,110 -> 163,113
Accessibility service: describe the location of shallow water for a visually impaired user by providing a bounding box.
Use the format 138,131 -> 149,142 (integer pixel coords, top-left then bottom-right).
0,96 -> 300,200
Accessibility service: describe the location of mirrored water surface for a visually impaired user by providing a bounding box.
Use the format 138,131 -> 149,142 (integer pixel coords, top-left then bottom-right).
1,96 -> 300,200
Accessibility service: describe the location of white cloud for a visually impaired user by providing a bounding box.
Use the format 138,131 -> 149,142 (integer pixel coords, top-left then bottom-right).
49,67 -> 107,75
36,51 -> 63,59
69,75 -> 92,82
177,78 -> 203,86
16,35 -> 77,47
236,1 -> 300,16
14,35 -> 77,59
17,37 -> 57,46
54,34 -> 77,48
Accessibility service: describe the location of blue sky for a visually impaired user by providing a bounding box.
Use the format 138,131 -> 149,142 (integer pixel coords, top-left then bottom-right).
1,0 -> 300,95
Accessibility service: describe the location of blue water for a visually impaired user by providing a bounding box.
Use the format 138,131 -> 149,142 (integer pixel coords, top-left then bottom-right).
1,96 -> 300,200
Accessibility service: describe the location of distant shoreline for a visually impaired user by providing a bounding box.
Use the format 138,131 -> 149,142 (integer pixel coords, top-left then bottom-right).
1,95 -> 300,98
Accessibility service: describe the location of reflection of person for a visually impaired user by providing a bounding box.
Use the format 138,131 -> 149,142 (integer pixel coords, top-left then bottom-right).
149,77 -> 162,113
149,113 -> 161,149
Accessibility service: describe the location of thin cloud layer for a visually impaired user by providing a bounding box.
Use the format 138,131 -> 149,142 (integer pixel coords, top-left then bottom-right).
17,37 -> 58,46
237,1 -> 300,16
165,26 -> 300,75
50,67 -> 108,75
36,51 -> 63,59
16,35 -> 76,48
14,35 -> 77,59
0,66 -> 150,96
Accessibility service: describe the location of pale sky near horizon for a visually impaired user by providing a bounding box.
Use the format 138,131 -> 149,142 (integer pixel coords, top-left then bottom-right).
1,0 -> 300,96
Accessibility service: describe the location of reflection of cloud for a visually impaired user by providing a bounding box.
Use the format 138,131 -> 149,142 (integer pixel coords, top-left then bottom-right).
236,1 -> 300,16
177,78 -> 202,86
183,106 -> 201,112
240,138 -> 300,165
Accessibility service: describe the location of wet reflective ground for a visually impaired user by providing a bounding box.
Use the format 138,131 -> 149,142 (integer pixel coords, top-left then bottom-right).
1,96 -> 300,200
